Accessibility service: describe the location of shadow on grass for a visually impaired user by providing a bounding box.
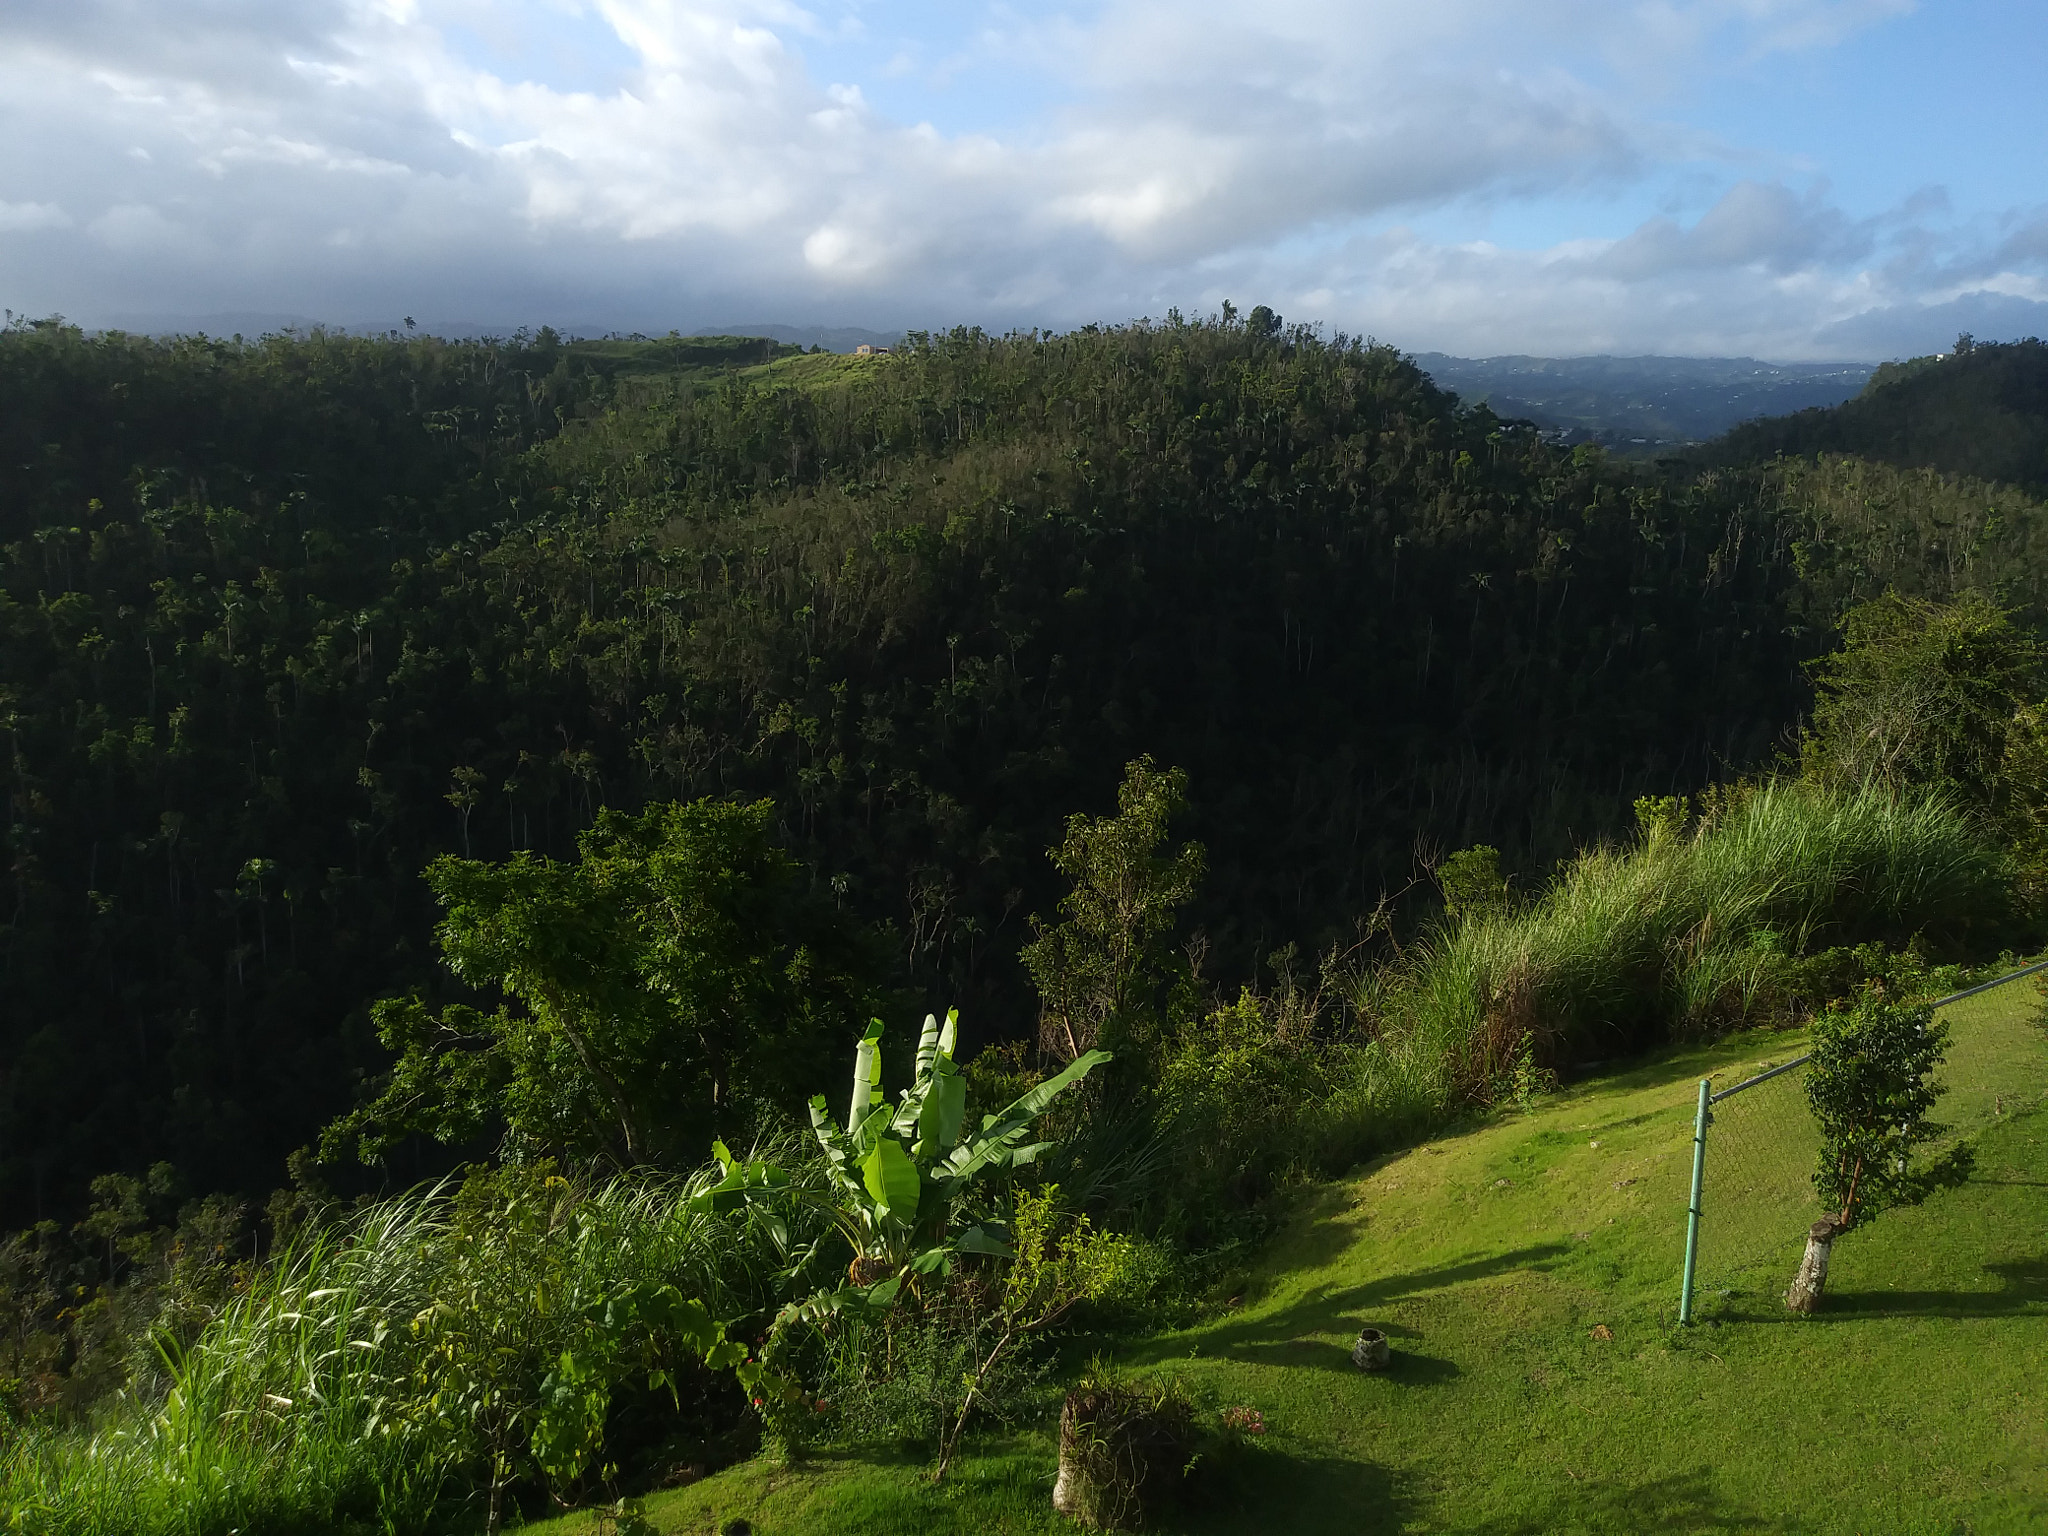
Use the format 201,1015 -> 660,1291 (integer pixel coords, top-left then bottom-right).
1146,1245 -> 1566,1375
1466,1469 -> 1807,1535
1168,1445 -> 1419,1536
1814,1254 -> 2048,1320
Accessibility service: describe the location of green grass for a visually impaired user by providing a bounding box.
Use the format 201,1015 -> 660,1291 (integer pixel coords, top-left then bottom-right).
538,979 -> 2048,1535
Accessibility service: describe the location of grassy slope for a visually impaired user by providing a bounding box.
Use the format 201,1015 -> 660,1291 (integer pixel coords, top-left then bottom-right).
533,986 -> 2048,1536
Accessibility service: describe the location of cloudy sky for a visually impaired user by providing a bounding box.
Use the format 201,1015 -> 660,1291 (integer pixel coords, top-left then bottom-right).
2,0 -> 2043,357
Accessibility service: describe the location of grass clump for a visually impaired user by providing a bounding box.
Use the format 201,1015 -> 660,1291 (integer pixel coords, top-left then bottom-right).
1364,781 -> 2007,1110
0,1157 -> 822,1536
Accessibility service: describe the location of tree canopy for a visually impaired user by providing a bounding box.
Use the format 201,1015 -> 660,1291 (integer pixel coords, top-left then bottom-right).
325,799 -> 879,1169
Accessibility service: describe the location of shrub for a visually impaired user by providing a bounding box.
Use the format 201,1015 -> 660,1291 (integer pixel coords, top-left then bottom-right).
1153,991 -> 1346,1221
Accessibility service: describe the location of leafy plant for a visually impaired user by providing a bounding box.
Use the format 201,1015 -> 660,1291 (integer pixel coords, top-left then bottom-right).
932,1186 -> 1152,1478
1806,985 -> 1973,1231
1786,980 -> 1975,1312
695,1011 -> 1110,1318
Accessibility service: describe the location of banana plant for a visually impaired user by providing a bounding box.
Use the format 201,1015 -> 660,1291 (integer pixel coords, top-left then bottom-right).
693,1010 -> 1109,1318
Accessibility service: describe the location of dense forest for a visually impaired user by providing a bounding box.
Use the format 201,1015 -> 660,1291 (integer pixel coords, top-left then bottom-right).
4,314 -> 2047,1237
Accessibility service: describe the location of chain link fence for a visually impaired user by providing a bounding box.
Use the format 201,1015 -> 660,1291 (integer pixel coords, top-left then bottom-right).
1680,961 -> 2048,1321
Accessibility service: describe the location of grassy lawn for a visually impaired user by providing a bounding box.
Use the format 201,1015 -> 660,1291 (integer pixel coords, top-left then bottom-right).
529,984 -> 2048,1535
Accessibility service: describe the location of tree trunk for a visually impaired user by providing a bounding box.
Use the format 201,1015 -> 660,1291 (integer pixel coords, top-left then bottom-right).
1785,1216 -> 1844,1314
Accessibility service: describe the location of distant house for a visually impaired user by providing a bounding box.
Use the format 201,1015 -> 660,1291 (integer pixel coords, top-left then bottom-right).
854,344 -> 893,356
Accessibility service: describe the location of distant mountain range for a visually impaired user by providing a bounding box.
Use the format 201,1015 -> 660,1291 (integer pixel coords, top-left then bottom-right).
1413,353 -> 1877,449
95,313 -> 903,354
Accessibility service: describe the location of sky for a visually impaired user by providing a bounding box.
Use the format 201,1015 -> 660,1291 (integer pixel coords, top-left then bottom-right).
1,0 -> 2044,358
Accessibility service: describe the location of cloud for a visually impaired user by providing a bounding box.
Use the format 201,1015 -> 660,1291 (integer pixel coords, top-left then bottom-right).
1812,291 -> 2048,357
0,200 -> 72,231
1594,181 -> 1865,280
0,0 -> 2036,357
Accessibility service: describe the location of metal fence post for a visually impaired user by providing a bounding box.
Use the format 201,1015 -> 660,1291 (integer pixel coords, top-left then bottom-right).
1679,1077 -> 1711,1325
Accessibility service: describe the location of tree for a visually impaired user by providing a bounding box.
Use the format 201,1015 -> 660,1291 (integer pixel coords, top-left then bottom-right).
1786,983 -> 1973,1312
1020,759 -> 1204,1065
326,799 -> 879,1169
1800,591 -> 2039,810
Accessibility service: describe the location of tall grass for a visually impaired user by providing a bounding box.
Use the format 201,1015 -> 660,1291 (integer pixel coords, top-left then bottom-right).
0,1148 -> 827,1536
1364,782 -> 2008,1112
1121,784 -> 2008,1229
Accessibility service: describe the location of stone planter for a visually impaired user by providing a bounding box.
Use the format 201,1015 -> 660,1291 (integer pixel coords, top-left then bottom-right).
1052,1385 -> 1196,1530
1350,1327 -> 1391,1371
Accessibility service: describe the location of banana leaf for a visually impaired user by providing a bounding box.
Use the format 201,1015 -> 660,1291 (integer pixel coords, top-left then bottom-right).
937,1049 -> 1111,1187
848,1017 -> 884,1133
861,1134 -> 921,1220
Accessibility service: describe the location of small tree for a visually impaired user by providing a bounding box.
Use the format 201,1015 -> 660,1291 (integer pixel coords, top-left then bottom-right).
1786,985 -> 1974,1312
326,798 -> 878,1169
1020,758 -> 1204,1065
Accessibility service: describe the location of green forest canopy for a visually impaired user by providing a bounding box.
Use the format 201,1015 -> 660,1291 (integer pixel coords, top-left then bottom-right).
5,313 -> 2048,1226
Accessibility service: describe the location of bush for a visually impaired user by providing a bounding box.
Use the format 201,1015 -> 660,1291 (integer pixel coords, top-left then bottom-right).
1153,991 -> 1346,1222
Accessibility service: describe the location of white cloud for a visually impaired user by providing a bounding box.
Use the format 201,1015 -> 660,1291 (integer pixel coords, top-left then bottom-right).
0,0 -> 2034,357
0,199 -> 72,231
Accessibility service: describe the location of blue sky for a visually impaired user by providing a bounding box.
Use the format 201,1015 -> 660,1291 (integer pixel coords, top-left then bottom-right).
2,0 -> 2043,357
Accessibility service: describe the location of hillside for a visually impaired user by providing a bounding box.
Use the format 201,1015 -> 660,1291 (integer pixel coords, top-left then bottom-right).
537,979 -> 2048,1535
1,317 -> 1849,1224
1707,337 -> 2048,491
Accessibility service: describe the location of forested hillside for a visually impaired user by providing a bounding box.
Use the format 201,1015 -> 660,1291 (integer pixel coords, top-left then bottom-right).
5,314 -> 2047,1231
1707,335 -> 2048,490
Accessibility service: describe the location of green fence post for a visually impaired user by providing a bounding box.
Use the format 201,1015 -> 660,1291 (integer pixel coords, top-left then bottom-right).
1679,1077 -> 1711,1325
